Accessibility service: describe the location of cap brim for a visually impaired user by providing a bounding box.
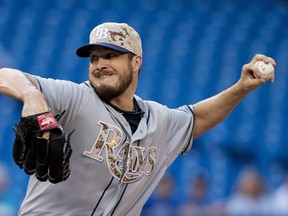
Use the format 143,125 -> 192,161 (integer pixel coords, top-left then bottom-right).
76,42 -> 130,57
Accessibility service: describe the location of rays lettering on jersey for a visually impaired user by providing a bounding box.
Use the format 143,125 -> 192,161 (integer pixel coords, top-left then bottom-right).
84,121 -> 157,183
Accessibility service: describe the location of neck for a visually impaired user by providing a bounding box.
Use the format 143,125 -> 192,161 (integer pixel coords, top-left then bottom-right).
110,95 -> 135,112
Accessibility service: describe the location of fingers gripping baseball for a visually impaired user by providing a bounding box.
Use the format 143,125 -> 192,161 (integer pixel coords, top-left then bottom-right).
12,110 -> 74,184
240,54 -> 276,91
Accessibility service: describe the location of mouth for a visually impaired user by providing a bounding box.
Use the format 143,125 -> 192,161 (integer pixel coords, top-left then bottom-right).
97,74 -> 113,79
95,71 -> 115,79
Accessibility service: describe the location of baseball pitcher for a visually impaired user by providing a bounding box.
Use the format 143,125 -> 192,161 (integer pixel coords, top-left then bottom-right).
0,22 -> 276,215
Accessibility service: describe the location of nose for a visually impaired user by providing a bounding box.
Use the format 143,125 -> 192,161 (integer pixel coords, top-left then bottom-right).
94,57 -> 108,70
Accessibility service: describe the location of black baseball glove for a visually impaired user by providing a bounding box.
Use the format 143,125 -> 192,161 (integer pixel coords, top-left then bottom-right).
12,110 -> 73,184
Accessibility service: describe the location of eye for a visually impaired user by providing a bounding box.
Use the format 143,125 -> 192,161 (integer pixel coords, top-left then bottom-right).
104,53 -> 118,59
90,55 -> 99,62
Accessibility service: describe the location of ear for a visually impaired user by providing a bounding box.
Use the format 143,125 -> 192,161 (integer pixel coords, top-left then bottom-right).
132,56 -> 142,73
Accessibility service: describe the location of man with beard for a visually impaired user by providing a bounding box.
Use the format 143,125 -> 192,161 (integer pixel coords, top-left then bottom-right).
0,22 -> 276,215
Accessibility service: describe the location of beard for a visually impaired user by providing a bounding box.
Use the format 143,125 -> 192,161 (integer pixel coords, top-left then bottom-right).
91,64 -> 133,101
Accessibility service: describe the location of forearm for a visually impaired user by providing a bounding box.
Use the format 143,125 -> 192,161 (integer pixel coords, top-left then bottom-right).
193,82 -> 250,138
0,68 -> 48,116
0,68 -> 36,100
192,54 -> 276,138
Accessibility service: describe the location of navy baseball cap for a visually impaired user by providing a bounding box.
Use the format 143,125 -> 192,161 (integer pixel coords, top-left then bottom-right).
76,22 -> 142,58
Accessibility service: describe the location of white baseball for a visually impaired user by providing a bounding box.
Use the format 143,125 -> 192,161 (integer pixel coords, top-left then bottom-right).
254,60 -> 275,81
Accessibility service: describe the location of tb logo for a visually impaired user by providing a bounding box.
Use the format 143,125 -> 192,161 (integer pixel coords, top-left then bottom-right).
94,25 -> 108,39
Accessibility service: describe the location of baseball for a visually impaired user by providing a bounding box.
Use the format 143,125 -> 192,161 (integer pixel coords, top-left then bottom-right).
254,60 -> 275,81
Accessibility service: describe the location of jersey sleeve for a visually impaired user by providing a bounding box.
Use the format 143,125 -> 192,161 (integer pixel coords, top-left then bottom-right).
165,105 -> 195,155
32,76 -> 92,127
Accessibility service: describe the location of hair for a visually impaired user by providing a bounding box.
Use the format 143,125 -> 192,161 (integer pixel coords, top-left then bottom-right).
127,52 -> 135,60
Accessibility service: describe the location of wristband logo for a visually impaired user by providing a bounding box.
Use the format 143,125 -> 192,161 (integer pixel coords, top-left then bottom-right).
37,113 -> 58,130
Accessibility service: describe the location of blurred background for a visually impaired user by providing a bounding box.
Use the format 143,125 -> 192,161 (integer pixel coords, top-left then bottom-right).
0,0 -> 288,215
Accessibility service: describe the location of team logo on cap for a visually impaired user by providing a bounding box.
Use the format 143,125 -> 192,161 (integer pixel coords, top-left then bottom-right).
94,26 -> 108,39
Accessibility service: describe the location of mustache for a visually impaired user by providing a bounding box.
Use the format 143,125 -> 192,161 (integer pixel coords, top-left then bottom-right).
94,69 -> 116,78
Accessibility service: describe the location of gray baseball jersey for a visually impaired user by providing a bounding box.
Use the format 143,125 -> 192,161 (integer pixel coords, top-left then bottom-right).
18,76 -> 195,216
